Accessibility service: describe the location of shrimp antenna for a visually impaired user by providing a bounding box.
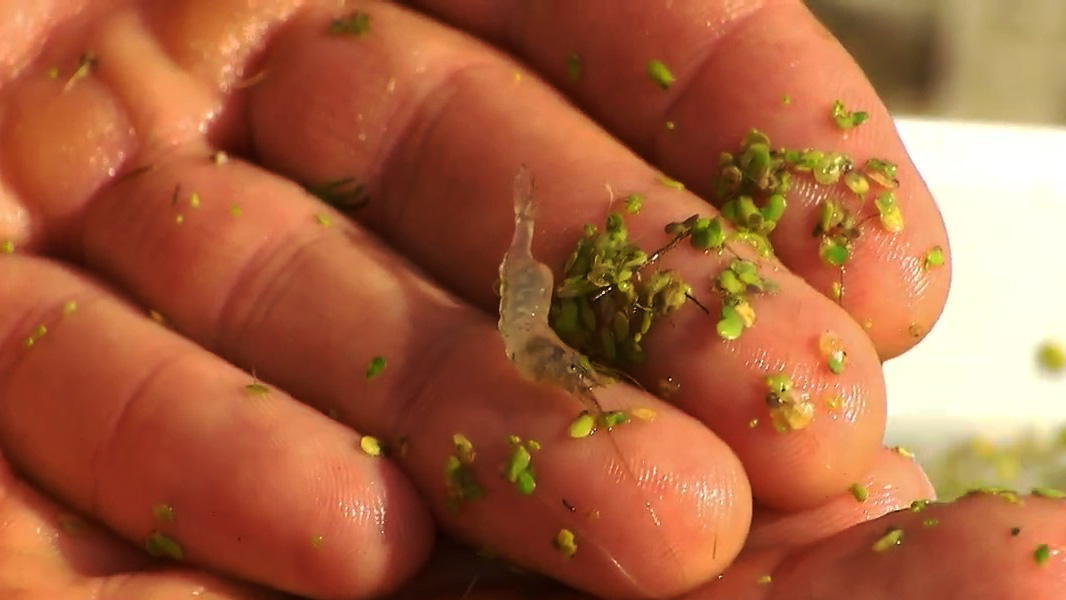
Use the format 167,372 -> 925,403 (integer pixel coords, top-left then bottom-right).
513,164 -> 535,219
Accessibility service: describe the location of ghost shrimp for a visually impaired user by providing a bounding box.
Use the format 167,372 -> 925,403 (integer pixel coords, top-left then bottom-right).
497,167 -> 669,530
498,166 -> 610,412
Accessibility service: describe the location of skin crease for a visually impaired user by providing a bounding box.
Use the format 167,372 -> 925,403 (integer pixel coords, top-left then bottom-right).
0,1 -> 1063,600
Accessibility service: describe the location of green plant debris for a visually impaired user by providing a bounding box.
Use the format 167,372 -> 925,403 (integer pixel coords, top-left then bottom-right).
963,487 -> 1020,504
152,503 -> 175,524
874,192 -> 904,232
63,300 -> 78,315
329,11 -> 371,36
1035,544 -> 1052,565
765,373 -> 814,432
188,192 -> 201,209
453,434 -> 475,463
445,434 -> 483,509
360,435 -> 383,457
1,240 -> 13,254
658,174 -> 684,190
849,483 -> 869,502
894,446 -> 916,459
909,499 -> 931,512
504,436 -> 539,496
757,574 -> 772,585
923,518 -> 939,528
924,245 -> 945,269
825,394 -> 843,412
230,204 -> 243,217
781,94 -> 791,106
569,412 -> 596,438
623,194 -> 643,214
872,527 -> 904,552
549,210 -> 701,371
24,324 -> 47,348
57,513 -> 88,536
1037,341 -> 1065,374
306,178 -> 369,210
553,528 -> 577,558
366,355 -> 386,380
631,407 -> 657,421
211,151 -> 229,165
315,213 -> 333,228
819,331 -> 847,375
245,381 -> 270,395
712,259 -> 776,341
64,52 -> 96,91
646,59 -> 675,89
1033,486 -> 1066,498
312,535 -> 324,548
864,158 -> 899,188
145,531 -> 184,560
665,120 -> 676,130
599,410 -> 631,429
566,53 -> 582,82
843,172 -> 869,198
831,99 -> 869,130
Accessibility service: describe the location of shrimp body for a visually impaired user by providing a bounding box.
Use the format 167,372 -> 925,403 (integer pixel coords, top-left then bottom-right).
499,168 -> 604,403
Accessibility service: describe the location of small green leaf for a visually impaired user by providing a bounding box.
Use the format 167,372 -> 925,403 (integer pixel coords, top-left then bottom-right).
874,192 -> 904,232
366,355 -> 387,380
566,53 -> 582,82
924,245 -> 945,269
553,528 -> 577,558
849,483 -> 868,502
329,11 -> 371,36
716,306 -> 745,340
515,470 -> 537,495
568,412 -> 596,438
831,99 -> 869,130
819,238 -> 850,266
1034,544 -> 1052,565
145,531 -> 184,561
360,435 -> 383,457
646,59 -> 675,89
872,527 -> 904,552
623,194 -> 643,214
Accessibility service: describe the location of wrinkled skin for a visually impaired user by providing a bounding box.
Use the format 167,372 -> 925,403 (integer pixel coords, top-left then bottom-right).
0,1 -> 1064,599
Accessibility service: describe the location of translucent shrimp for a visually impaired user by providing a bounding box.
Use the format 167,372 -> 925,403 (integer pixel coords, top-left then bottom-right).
496,168 -> 682,588
498,166 -> 607,412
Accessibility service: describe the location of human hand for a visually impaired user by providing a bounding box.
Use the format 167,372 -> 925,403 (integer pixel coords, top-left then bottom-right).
1,1 -> 1063,599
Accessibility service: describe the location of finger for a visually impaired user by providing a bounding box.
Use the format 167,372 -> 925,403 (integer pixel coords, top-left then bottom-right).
0,450 -> 283,600
746,447 -> 933,550
0,256 -> 433,599
407,0 -> 951,360
4,8 -> 753,590
79,151 -> 749,598
700,493 -> 1066,600
245,2 -> 884,508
